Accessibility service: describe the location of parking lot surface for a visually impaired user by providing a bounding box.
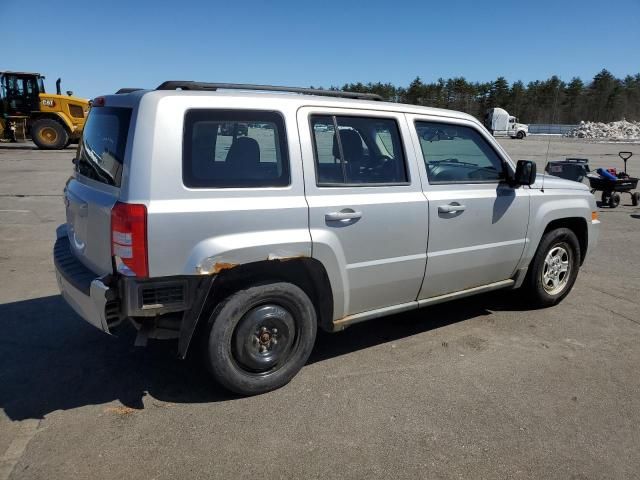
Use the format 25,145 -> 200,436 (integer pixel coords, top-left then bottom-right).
1,137 -> 639,479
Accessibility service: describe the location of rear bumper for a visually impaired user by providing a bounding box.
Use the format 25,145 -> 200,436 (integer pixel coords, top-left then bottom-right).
54,231 -> 118,333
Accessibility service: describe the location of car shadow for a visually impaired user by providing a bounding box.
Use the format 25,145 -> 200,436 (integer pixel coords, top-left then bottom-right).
0,291 -> 530,421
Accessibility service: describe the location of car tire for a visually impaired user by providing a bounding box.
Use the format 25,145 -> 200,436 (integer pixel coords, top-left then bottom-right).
609,193 -> 620,208
31,118 -> 69,150
524,228 -> 581,308
203,281 -> 317,395
516,131 -> 525,139
631,192 -> 640,206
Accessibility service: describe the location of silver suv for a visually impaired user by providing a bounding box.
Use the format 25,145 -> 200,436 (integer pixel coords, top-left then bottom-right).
54,82 -> 600,395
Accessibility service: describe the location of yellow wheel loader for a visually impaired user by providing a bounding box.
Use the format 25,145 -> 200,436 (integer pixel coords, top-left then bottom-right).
0,71 -> 89,149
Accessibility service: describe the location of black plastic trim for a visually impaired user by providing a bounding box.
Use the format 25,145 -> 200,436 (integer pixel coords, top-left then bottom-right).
156,81 -> 383,101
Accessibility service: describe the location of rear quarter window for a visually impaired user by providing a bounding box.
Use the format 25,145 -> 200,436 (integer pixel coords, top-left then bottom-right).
76,106 -> 132,187
183,109 -> 290,188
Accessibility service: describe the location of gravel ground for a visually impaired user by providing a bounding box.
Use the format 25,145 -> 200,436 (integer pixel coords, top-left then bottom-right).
0,137 -> 639,480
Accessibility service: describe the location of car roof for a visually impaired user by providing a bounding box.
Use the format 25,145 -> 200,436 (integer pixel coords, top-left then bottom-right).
103,89 -> 480,124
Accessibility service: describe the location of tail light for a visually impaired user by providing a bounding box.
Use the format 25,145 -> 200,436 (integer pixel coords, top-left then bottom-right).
111,202 -> 148,277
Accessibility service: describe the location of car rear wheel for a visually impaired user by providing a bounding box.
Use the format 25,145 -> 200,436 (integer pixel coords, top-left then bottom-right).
203,281 -> 317,395
31,118 -> 69,150
523,228 -> 580,308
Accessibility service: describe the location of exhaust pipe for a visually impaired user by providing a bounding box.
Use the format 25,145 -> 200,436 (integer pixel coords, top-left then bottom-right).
56,78 -> 62,95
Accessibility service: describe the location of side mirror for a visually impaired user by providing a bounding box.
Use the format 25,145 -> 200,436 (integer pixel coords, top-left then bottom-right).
66,90 -> 73,96
514,160 -> 536,186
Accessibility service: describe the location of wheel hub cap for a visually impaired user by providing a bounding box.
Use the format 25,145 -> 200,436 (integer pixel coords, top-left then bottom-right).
41,127 -> 57,143
542,246 -> 571,295
232,304 -> 295,373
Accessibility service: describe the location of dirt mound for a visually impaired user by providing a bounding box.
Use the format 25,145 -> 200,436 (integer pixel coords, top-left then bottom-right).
564,120 -> 640,140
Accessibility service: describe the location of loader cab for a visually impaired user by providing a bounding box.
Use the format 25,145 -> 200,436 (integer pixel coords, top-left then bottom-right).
0,71 -> 45,117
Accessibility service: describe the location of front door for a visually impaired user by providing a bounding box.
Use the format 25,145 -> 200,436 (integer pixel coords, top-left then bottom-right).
408,116 -> 530,299
298,107 -> 429,319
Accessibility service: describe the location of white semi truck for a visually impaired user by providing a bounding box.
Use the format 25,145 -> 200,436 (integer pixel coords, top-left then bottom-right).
484,107 -> 528,139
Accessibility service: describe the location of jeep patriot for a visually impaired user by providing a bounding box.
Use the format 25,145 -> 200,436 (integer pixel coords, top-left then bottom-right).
54,82 -> 600,395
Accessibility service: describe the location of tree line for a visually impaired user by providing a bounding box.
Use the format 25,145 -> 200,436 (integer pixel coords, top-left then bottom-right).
333,69 -> 640,125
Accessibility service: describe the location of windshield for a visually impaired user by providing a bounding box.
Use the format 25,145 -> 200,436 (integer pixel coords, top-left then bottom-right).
76,107 -> 131,187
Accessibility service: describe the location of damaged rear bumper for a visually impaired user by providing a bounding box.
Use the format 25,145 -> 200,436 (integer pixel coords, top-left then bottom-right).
54,234 -> 119,333
53,227 -> 208,356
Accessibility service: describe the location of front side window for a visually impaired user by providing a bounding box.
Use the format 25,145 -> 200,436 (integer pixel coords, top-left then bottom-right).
415,121 -> 505,183
183,110 -> 289,188
311,115 -> 408,185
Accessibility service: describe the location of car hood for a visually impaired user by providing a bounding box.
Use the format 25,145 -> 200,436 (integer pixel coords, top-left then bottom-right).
530,174 -> 590,191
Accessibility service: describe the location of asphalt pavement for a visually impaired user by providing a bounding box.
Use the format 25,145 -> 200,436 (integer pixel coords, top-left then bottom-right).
0,138 -> 639,479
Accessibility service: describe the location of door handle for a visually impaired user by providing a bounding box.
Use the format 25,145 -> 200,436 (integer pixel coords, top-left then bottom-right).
438,203 -> 466,213
325,210 -> 362,221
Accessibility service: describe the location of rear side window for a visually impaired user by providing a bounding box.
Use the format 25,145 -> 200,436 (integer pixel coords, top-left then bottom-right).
311,115 -> 408,186
183,110 -> 289,188
76,106 -> 132,187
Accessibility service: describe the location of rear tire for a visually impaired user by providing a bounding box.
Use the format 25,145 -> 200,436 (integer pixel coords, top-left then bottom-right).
523,228 -> 581,308
601,191 -> 611,205
31,119 -> 69,150
632,192 -> 640,206
203,282 -> 317,395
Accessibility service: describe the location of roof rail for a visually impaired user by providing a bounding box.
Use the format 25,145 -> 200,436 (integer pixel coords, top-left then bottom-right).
155,81 -> 384,101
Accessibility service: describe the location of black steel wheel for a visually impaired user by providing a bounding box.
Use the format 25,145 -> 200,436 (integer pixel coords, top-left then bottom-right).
609,193 -> 621,208
203,282 -> 317,395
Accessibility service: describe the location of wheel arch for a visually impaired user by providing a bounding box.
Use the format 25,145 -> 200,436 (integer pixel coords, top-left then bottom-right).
178,257 -> 334,359
542,217 -> 588,265
30,112 -> 73,133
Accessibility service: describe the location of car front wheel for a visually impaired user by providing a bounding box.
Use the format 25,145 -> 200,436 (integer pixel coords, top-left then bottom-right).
203,281 -> 317,395
524,228 -> 581,307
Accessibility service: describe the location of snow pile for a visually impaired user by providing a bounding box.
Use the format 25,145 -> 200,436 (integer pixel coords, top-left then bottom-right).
564,120 -> 640,140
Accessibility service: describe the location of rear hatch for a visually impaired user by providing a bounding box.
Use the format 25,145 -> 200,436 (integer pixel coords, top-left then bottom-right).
65,105 -> 132,275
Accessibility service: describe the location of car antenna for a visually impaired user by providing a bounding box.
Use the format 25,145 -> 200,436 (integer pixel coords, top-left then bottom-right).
541,82 -> 562,193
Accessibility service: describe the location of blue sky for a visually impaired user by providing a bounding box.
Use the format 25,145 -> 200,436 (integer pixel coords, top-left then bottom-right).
3,0 -> 639,99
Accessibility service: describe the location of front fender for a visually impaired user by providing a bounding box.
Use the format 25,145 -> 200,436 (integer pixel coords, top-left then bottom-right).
518,190 -> 594,269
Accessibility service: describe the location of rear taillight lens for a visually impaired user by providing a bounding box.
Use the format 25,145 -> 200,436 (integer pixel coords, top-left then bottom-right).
111,202 -> 148,277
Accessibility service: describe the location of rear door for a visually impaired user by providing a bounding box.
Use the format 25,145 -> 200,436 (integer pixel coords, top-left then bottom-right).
65,105 -> 132,275
407,115 -> 530,298
298,107 -> 428,318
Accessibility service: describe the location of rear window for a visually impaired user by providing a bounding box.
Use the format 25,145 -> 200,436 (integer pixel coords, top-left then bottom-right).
183,109 -> 289,188
76,106 -> 131,187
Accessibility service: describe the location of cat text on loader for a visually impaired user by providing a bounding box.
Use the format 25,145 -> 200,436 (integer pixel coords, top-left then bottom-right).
0,71 -> 89,149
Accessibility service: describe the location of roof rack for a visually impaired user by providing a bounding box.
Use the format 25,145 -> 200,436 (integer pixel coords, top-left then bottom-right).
156,81 -> 384,101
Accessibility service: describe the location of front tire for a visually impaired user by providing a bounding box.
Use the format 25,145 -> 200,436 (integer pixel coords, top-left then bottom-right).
523,228 -> 581,308
516,130 -> 525,140
31,119 -> 69,150
203,282 -> 317,395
